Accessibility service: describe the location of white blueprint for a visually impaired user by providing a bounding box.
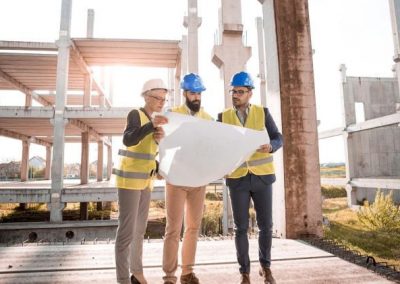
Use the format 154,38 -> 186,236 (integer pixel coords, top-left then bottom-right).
158,112 -> 269,187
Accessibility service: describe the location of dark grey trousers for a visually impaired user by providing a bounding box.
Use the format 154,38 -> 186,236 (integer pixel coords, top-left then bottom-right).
227,173 -> 273,274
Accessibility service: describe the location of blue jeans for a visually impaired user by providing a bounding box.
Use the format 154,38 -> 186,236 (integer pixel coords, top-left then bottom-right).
227,173 -> 273,274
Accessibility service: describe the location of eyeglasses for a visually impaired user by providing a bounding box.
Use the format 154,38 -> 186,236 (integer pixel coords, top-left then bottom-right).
229,89 -> 250,96
147,95 -> 168,102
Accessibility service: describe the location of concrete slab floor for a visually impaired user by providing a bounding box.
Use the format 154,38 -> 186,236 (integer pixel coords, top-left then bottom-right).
0,239 -> 395,283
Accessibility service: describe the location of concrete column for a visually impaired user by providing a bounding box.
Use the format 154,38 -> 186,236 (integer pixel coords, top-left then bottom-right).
25,94 -> 32,107
50,0 -> 72,222
97,141 -> 103,182
212,0 -> 251,108
389,0 -> 400,99
44,145 -> 52,180
168,68 -> 175,108
339,64 -> 357,207
80,131 -> 89,220
273,0 -> 322,238
96,140 -> 103,210
258,0 -> 286,238
256,17 -> 267,107
98,69 -> 106,108
174,69 -> 181,107
20,140 -> 30,182
86,9 -> 94,38
83,74 -> 92,107
107,141 -> 112,180
176,35 -> 188,106
183,0 -> 201,73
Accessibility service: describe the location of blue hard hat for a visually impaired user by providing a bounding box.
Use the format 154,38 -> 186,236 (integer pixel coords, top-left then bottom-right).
230,71 -> 255,89
180,73 -> 206,92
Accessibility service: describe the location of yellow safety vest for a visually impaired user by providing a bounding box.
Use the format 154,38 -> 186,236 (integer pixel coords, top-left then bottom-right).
171,104 -> 213,121
222,105 -> 275,178
114,109 -> 157,190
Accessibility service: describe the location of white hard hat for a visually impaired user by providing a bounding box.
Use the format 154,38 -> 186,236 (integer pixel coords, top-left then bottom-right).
141,78 -> 168,95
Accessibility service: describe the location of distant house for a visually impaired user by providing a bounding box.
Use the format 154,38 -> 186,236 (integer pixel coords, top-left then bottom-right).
29,156 -> 46,169
0,161 -> 21,180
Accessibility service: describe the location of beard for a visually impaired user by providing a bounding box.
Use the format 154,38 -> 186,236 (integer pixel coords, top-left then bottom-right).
186,99 -> 201,112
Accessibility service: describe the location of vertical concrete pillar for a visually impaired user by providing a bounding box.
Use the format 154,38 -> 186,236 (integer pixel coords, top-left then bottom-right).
177,35 -> 188,106
212,0 -> 251,108
25,94 -> 32,107
174,69 -> 181,107
96,140 -> 103,210
168,68 -> 175,108
273,0 -> 322,238
19,139 -> 30,210
50,0 -> 72,223
183,0 -> 201,73
213,0 -> 251,234
97,141 -> 103,181
86,9 -> 94,38
389,0 -> 400,99
44,145 -> 52,180
257,0 -> 286,238
339,64 -> 357,207
107,141 -> 112,180
256,17 -> 267,107
80,131 -> 89,220
99,69 -> 106,108
20,140 -> 30,182
83,75 -> 92,107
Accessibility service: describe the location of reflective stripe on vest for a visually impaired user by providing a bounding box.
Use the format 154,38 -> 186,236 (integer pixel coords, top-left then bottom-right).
222,105 -> 275,178
238,156 -> 274,168
114,109 -> 157,190
118,149 -> 155,160
112,168 -> 152,180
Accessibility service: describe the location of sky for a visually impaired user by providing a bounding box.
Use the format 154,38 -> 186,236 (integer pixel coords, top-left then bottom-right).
0,0 -> 395,164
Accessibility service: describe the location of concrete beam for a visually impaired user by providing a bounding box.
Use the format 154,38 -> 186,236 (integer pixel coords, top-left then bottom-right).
274,0 -> 322,238
351,178 -> 400,190
0,68 -> 53,106
64,107 -> 131,118
318,127 -> 344,139
0,106 -> 54,118
0,40 -> 57,51
0,186 -> 166,203
346,113 -> 400,132
0,128 -> 52,147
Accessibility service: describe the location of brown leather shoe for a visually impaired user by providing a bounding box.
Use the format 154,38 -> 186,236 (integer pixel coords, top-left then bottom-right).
259,266 -> 276,284
180,272 -> 200,284
240,273 -> 251,284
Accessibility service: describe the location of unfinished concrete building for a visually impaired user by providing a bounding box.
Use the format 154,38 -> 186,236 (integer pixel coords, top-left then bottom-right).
0,0 -> 323,242
320,0 -> 400,206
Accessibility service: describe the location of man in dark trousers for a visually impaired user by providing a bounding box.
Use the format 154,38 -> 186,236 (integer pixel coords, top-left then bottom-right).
218,71 -> 283,284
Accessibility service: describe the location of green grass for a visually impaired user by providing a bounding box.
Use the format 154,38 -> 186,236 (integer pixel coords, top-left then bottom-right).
320,165 -> 346,178
323,197 -> 400,269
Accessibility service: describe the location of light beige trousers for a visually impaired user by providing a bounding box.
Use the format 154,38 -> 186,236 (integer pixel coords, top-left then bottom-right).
115,188 -> 151,284
162,184 -> 206,283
